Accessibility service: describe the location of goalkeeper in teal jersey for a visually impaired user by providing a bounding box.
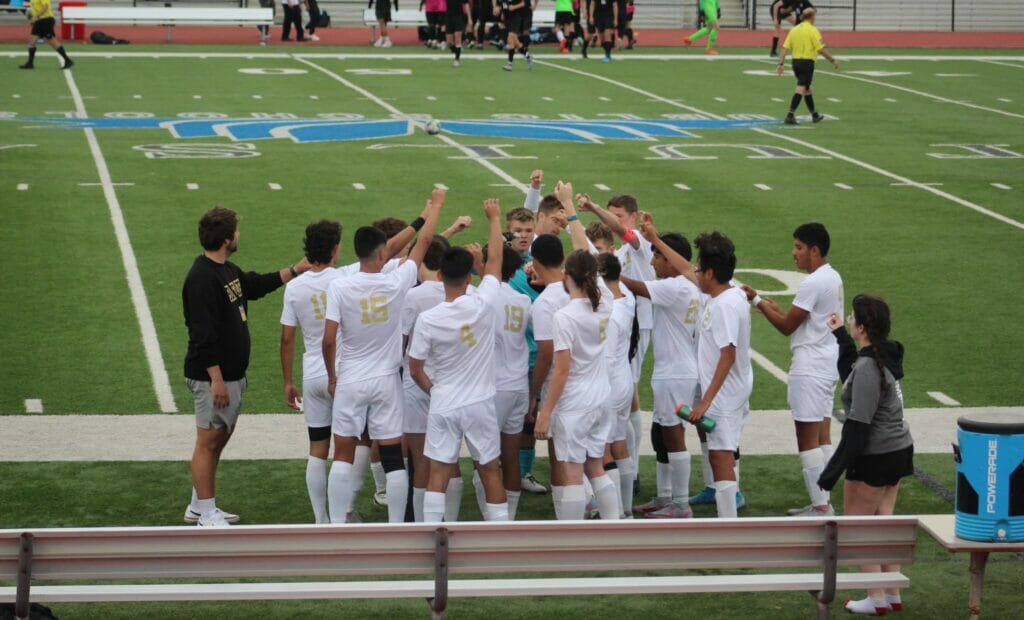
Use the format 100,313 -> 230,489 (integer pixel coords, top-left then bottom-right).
685,0 -> 720,55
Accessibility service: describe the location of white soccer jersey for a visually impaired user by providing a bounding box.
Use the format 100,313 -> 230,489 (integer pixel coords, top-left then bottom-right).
493,282 -> 532,393
336,257 -> 402,279
280,268 -> 351,380
401,280 -> 447,391
697,286 -> 753,413
607,288 -> 636,400
790,263 -> 844,379
617,232 -> 655,329
552,297 -> 613,414
324,260 -> 418,384
531,281 -> 570,343
646,275 -> 701,380
408,276 -> 502,412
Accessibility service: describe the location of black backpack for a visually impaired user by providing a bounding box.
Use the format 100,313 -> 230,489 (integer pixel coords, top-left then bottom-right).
90,30 -> 130,45
0,603 -> 59,620
317,10 -> 330,27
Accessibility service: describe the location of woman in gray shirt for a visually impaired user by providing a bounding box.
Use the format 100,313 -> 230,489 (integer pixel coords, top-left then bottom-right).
819,294 -> 913,616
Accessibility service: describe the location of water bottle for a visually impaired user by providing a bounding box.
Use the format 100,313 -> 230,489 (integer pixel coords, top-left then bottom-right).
675,403 -> 716,433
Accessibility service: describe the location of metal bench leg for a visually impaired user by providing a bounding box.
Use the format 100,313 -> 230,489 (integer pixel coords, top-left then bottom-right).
428,527 -> 449,620
968,551 -> 988,620
15,533 -> 34,620
811,520 -> 838,620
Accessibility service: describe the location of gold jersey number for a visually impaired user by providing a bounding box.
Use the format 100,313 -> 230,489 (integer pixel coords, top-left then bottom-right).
360,295 -> 389,324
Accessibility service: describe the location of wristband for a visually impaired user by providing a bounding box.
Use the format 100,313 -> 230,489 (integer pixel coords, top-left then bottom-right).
620,228 -> 637,244
752,295 -> 763,306
289,264 -> 299,279
410,217 -> 425,232
567,214 -> 579,223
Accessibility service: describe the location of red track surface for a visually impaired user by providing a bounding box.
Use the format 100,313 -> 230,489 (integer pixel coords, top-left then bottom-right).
1,24 -> 1022,48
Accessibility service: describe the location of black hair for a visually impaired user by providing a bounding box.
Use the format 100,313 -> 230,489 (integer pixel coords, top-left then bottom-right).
565,250 -> 601,311
440,247 -> 475,286
658,232 -> 692,261
353,226 -> 387,259
484,243 -> 524,282
531,234 -> 565,268
537,195 -> 563,216
198,206 -> 237,251
694,231 -> 737,283
852,294 -> 892,395
372,217 -> 408,240
304,220 -> 341,265
793,222 -> 830,258
423,235 -> 450,272
597,252 -> 622,281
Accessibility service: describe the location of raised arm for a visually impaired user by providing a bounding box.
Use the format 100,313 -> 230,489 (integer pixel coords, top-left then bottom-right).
639,211 -> 698,285
578,193 -> 639,249
483,198 -> 504,280
407,187 -> 445,267
555,180 -> 590,252
619,275 -> 650,299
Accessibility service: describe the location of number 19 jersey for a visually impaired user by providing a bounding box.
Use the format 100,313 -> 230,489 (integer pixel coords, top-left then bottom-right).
493,282 -> 532,393
280,268 -> 351,380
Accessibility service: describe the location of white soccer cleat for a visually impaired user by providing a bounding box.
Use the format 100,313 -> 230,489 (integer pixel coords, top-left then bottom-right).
185,505 -> 239,524
197,508 -> 232,527
373,490 -> 388,506
373,37 -> 384,47
790,504 -> 835,517
381,38 -> 393,48
521,474 -> 547,494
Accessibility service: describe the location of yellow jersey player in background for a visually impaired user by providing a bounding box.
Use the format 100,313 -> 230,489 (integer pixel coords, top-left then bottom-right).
20,0 -> 73,70
776,7 -> 840,124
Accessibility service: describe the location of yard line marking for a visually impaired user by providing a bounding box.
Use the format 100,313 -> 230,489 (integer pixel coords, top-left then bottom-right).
294,56 -> 527,192
434,183 -> 450,190
16,183 -> 28,191
252,95 -> 263,99
977,59 -> 1024,70
484,96 -> 495,101
186,183 -> 199,190
62,69 -> 177,413
268,182 -> 282,190
133,94 -> 142,99
78,182 -> 135,187
827,97 -> 841,103
595,183 -> 611,191
754,183 -> 772,191
927,391 -> 961,406
310,95 -> 319,100
353,182 -> 366,190
992,183 -> 1012,190
834,183 -> 853,190
891,181 -> 943,187
426,95 -> 437,101
674,183 -> 690,191
599,96 -> 611,101
543,96 -> 554,101
884,97 -> 898,102
771,97 -> 783,102
997,98 -> 1012,103
750,350 -> 789,383
12,94 -> 20,98
192,95 -> 202,99
24,399 -> 43,414
714,97 -> 728,102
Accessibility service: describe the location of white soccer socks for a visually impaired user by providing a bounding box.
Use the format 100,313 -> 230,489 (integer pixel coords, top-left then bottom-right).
445,477 -> 464,522
655,461 -> 672,499
605,467 -> 622,514
845,596 -> 889,615
561,484 -> 586,520
423,491 -> 446,523
820,443 -> 835,466
327,460 -> 354,523
799,448 -> 831,508
385,469 -> 408,523
668,451 -> 692,505
483,502 -> 510,521
413,487 -> 426,522
370,461 -> 386,495
306,456 -> 329,524
714,480 -> 739,518
506,490 -> 521,521
591,474 -> 622,520
351,445 -> 371,499
629,413 -> 643,474
194,497 -> 216,519
616,458 -> 635,516
699,442 -> 716,490
471,470 -> 488,517
551,485 -> 566,519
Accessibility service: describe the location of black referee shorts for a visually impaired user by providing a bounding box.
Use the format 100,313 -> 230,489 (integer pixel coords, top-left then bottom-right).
792,58 -> 815,87
506,8 -> 528,35
31,17 -> 56,40
593,5 -> 614,31
445,11 -> 467,33
375,0 -> 392,22
555,10 -> 574,25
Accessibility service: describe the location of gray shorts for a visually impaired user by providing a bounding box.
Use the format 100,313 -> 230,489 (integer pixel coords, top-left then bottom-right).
187,377 -> 246,433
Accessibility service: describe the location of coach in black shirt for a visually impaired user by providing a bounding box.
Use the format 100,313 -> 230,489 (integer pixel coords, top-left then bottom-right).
182,206 -> 310,527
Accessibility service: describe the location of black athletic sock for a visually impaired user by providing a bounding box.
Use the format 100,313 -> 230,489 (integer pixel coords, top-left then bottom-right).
582,38 -> 589,53
507,48 -> 515,62
27,46 -> 36,64
789,93 -> 802,113
455,45 -> 462,61
771,36 -> 779,54
805,94 -> 816,114
518,46 -> 528,56
56,45 -> 69,61
602,41 -> 612,58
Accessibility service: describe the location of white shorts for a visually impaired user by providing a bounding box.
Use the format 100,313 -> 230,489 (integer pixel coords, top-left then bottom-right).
651,378 -> 700,427
403,382 -> 430,434
332,373 -> 404,441
495,390 -> 529,435
629,328 -> 652,384
553,408 -> 607,464
788,374 -> 837,423
424,399 -> 501,464
607,380 -> 632,443
302,374 -> 333,429
705,404 -> 750,452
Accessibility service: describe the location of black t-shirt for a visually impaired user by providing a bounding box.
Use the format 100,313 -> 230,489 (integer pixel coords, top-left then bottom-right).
182,255 -> 284,382
447,0 -> 467,14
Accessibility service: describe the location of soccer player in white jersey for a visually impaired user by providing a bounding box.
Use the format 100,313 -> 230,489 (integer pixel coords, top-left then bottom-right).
619,229 -> 700,519
408,198 -> 509,522
597,253 -> 637,516
742,223 -> 843,517
577,194 -> 656,500
322,188 -> 444,523
401,237 -> 452,522
535,250 -> 619,520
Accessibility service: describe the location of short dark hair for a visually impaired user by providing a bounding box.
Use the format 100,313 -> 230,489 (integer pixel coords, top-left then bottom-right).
484,243 -> 524,282
198,206 -> 237,251
440,247 -> 474,286
607,195 -> 638,214
353,226 -> 387,259
597,252 -> 622,281
372,217 -> 407,240
423,235 -> 450,271
537,195 -> 563,217
505,207 -> 535,225
658,233 -> 692,261
304,220 -> 341,265
695,231 -> 737,283
793,223 -> 830,257
531,233 -> 564,268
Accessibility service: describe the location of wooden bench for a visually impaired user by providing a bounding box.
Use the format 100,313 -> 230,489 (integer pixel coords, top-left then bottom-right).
1,517 -> 917,620
60,7 -> 273,42
361,8 -> 556,45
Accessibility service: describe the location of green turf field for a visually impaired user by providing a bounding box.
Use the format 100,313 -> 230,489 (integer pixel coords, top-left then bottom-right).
1,46 -> 1022,417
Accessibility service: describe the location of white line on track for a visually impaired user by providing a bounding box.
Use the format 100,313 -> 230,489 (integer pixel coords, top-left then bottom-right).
834,183 -> 853,190
595,183 -> 610,191
927,391 -> 961,406
268,182 -> 282,190
992,183 -> 1012,190
186,183 -> 199,190
24,399 -> 43,414
17,183 -> 28,191
62,69 -> 177,413
754,183 -> 771,191
353,183 -> 366,190
674,183 -> 690,191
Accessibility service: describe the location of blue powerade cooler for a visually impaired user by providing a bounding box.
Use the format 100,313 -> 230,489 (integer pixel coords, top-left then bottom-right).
954,412 -> 1024,542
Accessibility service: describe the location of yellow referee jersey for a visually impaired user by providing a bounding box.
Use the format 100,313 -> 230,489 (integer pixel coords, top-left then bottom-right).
783,21 -> 825,60
30,0 -> 54,20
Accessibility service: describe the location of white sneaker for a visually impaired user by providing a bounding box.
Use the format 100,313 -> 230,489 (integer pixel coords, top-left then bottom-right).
373,37 -> 384,47
786,503 -> 813,516
309,34 -> 320,42
790,504 -> 835,517
453,59 -> 460,67
184,505 -> 239,524
381,38 -> 393,48
373,490 -> 387,506
521,474 -> 547,494
197,508 -> 231,527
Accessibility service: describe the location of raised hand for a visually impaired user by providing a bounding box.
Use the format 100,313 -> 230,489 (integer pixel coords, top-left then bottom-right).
554,180 -> 574,206
483,197 -> 501,220
431,186 -> 447,208
740,284 -> 757,301
530,169 -> 544,189
576,193 -> 596,213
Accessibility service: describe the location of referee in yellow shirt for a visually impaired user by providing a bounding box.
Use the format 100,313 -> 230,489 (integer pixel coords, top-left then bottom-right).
19,0 -> 74,70
775,8 -> 837,125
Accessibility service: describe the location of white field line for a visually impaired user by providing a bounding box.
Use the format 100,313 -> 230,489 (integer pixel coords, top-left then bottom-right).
293,56 -> 526,192
17,183 -> 28,191
754,183 -> 772,191
7,52 -> 1024,61
186,183 -> 199,190
268,182 -> 282,190
992,183 -> 1011,190
977,59 -> 1024,70
24,399 -> 43,414
595,183 -> 611,191
62,70 -> 177,413
353,182 -> 366,190
674,183 -> 690,191
749,351 -> 789,383
835,183 -> 853,190
927,391 -> 961,406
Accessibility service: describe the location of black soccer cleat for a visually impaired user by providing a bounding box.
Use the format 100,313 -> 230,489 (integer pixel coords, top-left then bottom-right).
62,59 -> 74,70
19,62 -> 34,69
812,113 -> 825,123
784,114 -> 798,125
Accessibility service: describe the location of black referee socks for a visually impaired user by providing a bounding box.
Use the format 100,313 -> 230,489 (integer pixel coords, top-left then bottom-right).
804,95 -> 816,114
789,93 -> 803,113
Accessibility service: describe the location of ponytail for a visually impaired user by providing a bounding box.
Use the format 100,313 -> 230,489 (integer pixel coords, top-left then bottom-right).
852,294 -> 892,396
565,250 -> 601,312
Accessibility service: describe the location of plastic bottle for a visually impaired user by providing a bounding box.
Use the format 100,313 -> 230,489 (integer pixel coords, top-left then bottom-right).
675,403 -> 716,433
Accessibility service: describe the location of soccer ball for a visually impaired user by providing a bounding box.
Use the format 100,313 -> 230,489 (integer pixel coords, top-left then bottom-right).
425,119 -> 441,135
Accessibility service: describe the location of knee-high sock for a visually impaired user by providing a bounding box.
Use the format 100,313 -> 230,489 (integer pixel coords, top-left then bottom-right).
616,458 -> 635,515
519,448 -> 536,478
699,442 -> 715,490
423,490 -> 445,523
445,476 -> 464,522
370,461 -> 386,494
582,476 -> 595,505
385,469 -> 409,523
734,456 -> 741,491
668,451 -> 691,504
790,93 -> 803,113
656,461 -> 672,498
351,445 -> 371,500
471,470 -> 488,518
771,35 -> 779,54
591,474 -> 622,520
551,485 -> 566,520
483,502 -> 509,521
413,487 -> 426,522
506,490 -> 521,520
561,484 -> 586,520
707,28 -> 718,49
190,487 -> 200,511
27,46 -> 36,64
306,456 -> 329,524
688,27 -> 710,42
805,94 -> 817,114
327,461 -> 354,524
714,480 -> 739,518
800,448 -> 830,507
628,414 -> 642,475
605,466 -> 623,517
820,443 -> 835,466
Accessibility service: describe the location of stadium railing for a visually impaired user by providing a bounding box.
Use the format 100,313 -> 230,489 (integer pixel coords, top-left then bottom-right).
0,516 -> 917,620
59,6 -> 273,42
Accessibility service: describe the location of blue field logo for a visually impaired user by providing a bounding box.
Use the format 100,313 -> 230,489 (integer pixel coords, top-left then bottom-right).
6,116 -> 775,144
